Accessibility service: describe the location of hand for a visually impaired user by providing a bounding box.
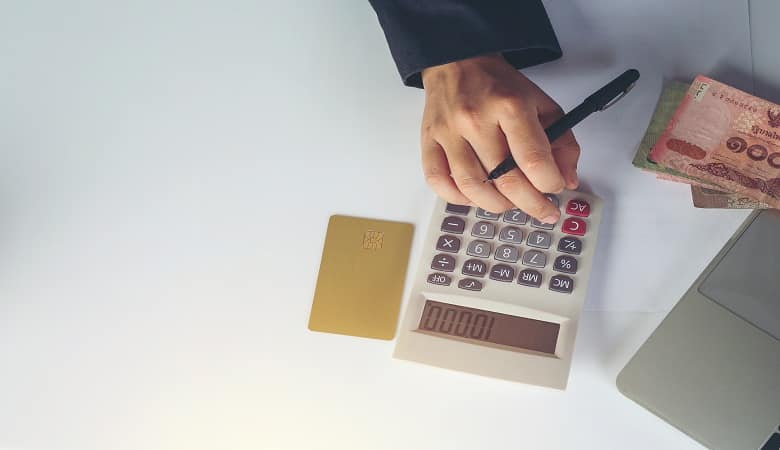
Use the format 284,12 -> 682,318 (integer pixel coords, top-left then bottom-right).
420,54 -> 580,223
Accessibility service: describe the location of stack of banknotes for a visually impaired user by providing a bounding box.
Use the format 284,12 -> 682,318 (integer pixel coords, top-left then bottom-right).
633,75 -> 780,209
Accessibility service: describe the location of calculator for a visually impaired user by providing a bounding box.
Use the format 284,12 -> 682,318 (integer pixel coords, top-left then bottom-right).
393,191 -> 602,389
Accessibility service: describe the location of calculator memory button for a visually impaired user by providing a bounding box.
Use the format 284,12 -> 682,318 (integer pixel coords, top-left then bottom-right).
521,250 -> 547,268
553,255 -> 578,274
436,235 -> 461,253
445,203 -> 471,215
427,273 -> 452,286
431,254 -> 456,272
462,259 -> 488,277
476,208 -> 501,220
526,230 -> 552,249
558,236 -> 582,255
530,218 -> 556,230
494,245 -> 520,263
471,221 -> 496,239
489,264 -> 515,282
549,275 -> 574,293
565,199 -> 590,217
562,217 -> 586,236
441,216 -> 466,234
458,278 -> 483,291
466,240 -> 492,258
502,209 -> 528,225
498,226 -> 523,244
517,269 -> 542,288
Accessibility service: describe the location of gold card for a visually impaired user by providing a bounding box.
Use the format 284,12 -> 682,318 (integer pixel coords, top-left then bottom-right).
309,215 -> 414,340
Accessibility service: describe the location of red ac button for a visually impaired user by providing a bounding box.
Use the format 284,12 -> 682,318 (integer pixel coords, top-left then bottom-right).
566,199 -> 590,217
562,217 -> 586,236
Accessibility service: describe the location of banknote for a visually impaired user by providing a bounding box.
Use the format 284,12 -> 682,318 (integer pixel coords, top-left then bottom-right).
690,185 -> 770,209
649,75 -> 780,208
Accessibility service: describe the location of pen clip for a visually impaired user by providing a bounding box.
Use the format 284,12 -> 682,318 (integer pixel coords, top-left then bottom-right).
600,82 -> 636,111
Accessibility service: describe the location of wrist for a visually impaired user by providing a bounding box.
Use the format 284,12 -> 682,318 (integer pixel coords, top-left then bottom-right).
422,54 -> 509,87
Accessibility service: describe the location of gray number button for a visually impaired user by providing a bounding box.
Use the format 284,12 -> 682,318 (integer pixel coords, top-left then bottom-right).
431,254 -> 456,272
531,218 -> 556,230
427,273 -> 452,286
467,240 -> 492,258
441,216 -> 465,234
471,221 -> 496,239
522,250 -> 547,268
498,226 -> 523,244
502,209 -> 527,225
458,278 -> 483,291
526,231 -> 552,249
558,236 -> 582,255
553,255 -> 578,274
517,269 -> 542,288
489,264 -> 515,282
476,208 -> 500,220
549,275 -> 574,294
462,258 -> 488,277
445,203 -> 470,215
494,245 -> 520,263
545,194 -> 560,208
436,235 -> 461,253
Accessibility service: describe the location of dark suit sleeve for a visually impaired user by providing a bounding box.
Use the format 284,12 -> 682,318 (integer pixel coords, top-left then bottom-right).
368,0 -> 562,88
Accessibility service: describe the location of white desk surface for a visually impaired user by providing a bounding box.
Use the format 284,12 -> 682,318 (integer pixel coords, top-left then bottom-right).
0,1 -> 770,449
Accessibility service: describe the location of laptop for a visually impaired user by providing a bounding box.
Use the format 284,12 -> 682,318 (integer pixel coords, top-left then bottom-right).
617,209 -> 780,449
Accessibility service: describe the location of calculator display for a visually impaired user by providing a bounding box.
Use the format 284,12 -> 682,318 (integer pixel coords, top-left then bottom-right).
417,300 -> 559,354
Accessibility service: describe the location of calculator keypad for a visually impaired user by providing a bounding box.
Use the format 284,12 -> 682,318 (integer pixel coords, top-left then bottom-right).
428,198 -> 592,294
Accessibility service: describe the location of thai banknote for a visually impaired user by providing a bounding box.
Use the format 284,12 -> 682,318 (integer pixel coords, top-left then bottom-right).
690,185 -> 769,209
649,75 -> 780,208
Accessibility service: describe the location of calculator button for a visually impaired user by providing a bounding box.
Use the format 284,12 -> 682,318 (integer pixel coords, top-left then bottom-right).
445,203 -> 471,215
489,264 -> 515,282
462,259 -> 488,277
565,199 -> 590,217
427,273 -> 452,286
431,254 -> 456,272
494,245 -> 520,263
549,275 -> 574,293
553,255 -> 578,274
502,209 -> 528,225
458,278 -> 483,291
517,269 -> 542,288
466,240 -> 492,258
545,194 -> 560,208
526,230 -> 552,249
558,236 -> 582,255
471,221 -> 496,239
498,226 -> 523,244
436,235 -> 461,253
562,217 -> 586,236
441,216 -> 466,234
531,218 -> 556,230
521,250 -> 547,268
476,208 -> 501,220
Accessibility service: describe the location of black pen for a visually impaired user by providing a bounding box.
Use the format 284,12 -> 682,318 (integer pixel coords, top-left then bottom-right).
485,69 -> 640,181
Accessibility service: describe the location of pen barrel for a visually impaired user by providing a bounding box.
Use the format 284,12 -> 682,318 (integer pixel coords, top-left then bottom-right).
544,102 -> 595,143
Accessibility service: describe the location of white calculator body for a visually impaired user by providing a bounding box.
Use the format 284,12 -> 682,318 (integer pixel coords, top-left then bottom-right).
394,191 -> 602,389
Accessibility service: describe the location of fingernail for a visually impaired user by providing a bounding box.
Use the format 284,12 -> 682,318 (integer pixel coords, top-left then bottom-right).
567,173 -> 579,189
541,213 -> 560,224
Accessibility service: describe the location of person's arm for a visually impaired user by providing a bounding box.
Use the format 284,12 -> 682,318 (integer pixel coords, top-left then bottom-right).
369,1 -> 578,222
368,0 -> 561,88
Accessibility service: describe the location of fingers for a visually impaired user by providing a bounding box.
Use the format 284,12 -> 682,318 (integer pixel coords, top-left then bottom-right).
463,126 -> 560,222
498,102 -> 566,194
421,139 -> 471,205
537,95 -> 581,190
436,136 -> 514,213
